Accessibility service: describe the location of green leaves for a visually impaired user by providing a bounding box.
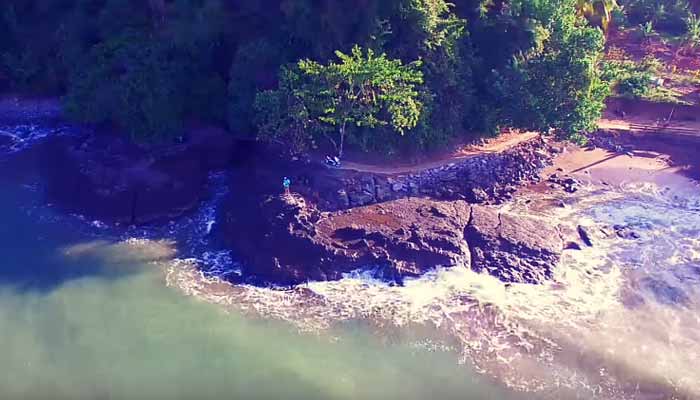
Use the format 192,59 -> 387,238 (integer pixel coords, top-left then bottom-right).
492,0 -> 610,139
683,12 -> 700,50
255,45 -> 423,156
64,36 -> 187,141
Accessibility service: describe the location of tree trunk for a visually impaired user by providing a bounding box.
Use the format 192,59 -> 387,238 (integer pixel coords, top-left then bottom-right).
338,123 -> 346,159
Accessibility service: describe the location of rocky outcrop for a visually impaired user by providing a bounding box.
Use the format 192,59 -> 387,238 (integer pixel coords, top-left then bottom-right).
465,205 -> 563,284
313,198 -> 472,277
221,193 -> 565,285
39,126 -> 235,224
221,195 -> 472,284
296,134 -> 553,210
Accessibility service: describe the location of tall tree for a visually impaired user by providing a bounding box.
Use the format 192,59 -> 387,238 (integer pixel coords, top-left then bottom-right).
255,45 -> 424,157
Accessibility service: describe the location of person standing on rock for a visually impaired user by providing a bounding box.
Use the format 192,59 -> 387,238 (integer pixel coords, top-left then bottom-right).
283,177 -> 291,196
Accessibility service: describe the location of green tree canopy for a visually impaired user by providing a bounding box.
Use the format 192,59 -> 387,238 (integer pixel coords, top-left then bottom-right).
255,45 -> 424,157
489,0 -> 610,142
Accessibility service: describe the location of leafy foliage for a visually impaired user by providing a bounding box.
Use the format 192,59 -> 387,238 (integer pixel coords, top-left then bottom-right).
575,0 -> 620,31
682,12 -> 700,51
485,0 -> 610,140
256,46 -> 423,156
621,0 -> 692,35
602,56 -> 689,104
5,0 -> 614,152
63,33 -> 187,139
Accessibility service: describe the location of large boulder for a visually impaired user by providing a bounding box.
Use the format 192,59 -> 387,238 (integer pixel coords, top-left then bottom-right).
465,205 -> 563,284
314,198 -> 472,277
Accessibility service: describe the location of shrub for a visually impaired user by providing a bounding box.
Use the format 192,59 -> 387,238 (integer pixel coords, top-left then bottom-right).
492,0 -> 610,140
638,21 -> 657,41
682,12 -> 700,51
611,7 -> 629,27
623,0 -> 691,35
602,56 -> 689,103
228,39 -> 291,136
64,34 -> 186,141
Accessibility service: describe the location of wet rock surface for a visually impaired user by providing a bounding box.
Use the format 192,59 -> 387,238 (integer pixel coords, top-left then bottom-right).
548,173 -> 582,193
641,277 -> 690,306
613,224 -> 642,240
313,198 -> 473,277
465,206 -> 564,284
221,195 -> 473,284
221,191 -> 565,285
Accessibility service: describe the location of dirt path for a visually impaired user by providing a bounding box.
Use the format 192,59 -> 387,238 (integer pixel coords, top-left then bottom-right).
339,131 -> 540,175
599,118 -> 700,138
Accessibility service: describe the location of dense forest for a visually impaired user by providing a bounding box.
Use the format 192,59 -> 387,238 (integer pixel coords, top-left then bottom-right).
1,0 -> 698,157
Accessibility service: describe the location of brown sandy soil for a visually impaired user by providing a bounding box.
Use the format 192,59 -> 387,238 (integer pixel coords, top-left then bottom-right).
339,130 -> 539,175
544,132 -> 700,187
598,117 -> 700,138
600,97 -> 700,141
606,28 -> 700,106
516,130 -> 699,217
606,28 -> 700,72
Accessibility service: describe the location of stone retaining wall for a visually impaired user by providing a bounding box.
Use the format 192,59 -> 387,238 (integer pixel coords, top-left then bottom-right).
300,135 -> 553,210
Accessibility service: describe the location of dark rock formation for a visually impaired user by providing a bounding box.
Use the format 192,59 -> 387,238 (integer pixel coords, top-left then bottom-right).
39,126 -> 235,224
314,198 -> 472,277
465,205 -> 563,284
578,225 -> 595,247
613,224 -> 642,240
642,277 -> 689,306
221,195 -> 472,284
0,134 -> 12,148
221,193 -> 565,285
548,173 -> 581,193
295,134 -> 553,210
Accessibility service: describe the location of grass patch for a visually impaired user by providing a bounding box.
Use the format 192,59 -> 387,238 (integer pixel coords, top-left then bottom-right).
601,56 -> 692,105
641,85 -> 691,104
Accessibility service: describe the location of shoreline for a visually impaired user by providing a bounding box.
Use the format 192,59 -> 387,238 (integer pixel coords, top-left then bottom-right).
2,95 -> 699,287
2,97 -> 700,399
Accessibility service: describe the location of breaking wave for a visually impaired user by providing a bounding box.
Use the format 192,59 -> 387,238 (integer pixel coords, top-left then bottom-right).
0,123 -> 72,155
167,179 -> 700,399
8,122 -> 700,399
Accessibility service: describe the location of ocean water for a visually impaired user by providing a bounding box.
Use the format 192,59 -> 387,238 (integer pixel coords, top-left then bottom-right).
0,126 -> 528,400
2,121 -> 700,399
168,170 -> 700,399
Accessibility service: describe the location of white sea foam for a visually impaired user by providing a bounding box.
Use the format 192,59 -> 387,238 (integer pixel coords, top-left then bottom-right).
0,124 -> 69,154
166,178 -> 700,398
13,121 -> 694,398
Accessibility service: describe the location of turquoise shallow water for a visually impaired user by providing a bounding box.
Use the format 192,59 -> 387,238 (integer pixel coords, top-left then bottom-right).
0,162 -> 527,400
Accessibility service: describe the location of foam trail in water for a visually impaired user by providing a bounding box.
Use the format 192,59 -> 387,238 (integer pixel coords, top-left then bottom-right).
167,179 -> 700,399
11,122 -> 697,398
0,123 -> 74,155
